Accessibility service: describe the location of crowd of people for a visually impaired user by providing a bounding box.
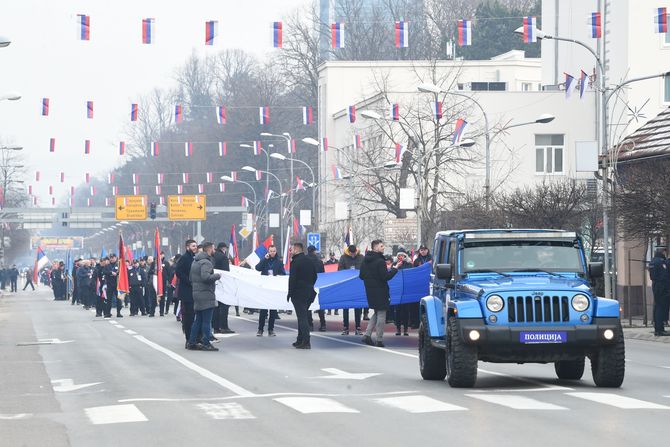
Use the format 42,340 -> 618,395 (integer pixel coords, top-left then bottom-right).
38,238 -> 433,350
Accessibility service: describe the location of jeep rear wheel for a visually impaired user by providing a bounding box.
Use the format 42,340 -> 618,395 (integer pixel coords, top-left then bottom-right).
554,357 -> 585,380
418,314 -> 446,380
446,316 -> 478,388
590,323 -> 625,388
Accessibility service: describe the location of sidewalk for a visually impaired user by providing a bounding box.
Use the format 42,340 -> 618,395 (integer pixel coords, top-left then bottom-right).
623,318 -> 670,343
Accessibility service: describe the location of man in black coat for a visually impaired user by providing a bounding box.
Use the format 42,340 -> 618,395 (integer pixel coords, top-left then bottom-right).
175,239 -> 198,346
307,245 -> 326,332
287,242 -> 317,349
212,242 -> 234,334
650,247 -> 670,336
9,264 -> 18,292
103,254 -> 122,318
359,239 -> 401,347
128,260 -> 146,316
255,245 -> 286,337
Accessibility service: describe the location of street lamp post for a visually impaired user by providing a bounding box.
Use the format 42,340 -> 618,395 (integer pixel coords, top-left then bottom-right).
242,167 -> 285,251
241,143 -> 270,234
260,132 -> 294,223
270,152 -> 316,225
221,175 -> 258,234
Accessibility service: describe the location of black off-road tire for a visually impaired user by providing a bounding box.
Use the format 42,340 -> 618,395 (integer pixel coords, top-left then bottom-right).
446,316 -> 478,388
418,314 -> 446,380
554,357 -> 585,380
590,323 -> 625,388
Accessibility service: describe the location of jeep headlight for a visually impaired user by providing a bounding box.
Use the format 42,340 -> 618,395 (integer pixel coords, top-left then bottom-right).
486,295 -> 504,312
572,294 -> 590,312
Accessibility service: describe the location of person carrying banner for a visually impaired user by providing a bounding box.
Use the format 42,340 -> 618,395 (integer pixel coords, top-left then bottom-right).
212,242 -> 235,333
287,242 -> 318,349
187,242 -> 221,351
338,245 -> 364,335
306,245 -> 326,332
255,245 -> 286,336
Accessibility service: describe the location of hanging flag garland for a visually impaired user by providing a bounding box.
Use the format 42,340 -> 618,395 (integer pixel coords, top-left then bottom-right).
522,16 -> 537,43
348,105 -> 356,123
42,98 -> 49,116
458,19 -> 472,46
656,7 -> 668,33
77,14 -> 90,41
142,18 -> 155,44
590,12 -> 602,38
331,22 -> 345,48
302,106 -> 313,125
452,118 -> 468,144
394,21 -> 409,48
205,20 -> 218,46
130,103 -> 138,121
273,21 -> 283,48
86,100 -> 94,119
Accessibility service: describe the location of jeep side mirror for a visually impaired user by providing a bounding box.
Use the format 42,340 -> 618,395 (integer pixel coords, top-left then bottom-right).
589,262 -> 604,278
436,263 -> 452,281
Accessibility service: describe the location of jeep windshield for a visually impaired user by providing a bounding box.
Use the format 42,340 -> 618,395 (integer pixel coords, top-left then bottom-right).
461,240 -> 584,274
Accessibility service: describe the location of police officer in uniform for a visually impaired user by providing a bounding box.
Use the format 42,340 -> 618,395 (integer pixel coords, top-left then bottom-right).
129,260 -> 146,316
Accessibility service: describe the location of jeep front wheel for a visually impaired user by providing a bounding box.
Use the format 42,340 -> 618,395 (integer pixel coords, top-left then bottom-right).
590,324 -> 625,388
554,357 -> 585,380
418,314 -> 446,380
446,316 -> 478,388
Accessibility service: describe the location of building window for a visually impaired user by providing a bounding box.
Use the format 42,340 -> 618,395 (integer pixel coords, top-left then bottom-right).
471,82 -> 507,91
521,82 -> 533,91
665,75 -> 670,103
535,134 -> 565,174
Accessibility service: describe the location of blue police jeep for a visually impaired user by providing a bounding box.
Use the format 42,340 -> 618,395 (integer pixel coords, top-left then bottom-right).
418,229 -> 624,388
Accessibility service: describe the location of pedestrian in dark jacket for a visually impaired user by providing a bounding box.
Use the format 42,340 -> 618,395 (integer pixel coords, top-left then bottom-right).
212,243 -> 235,333
187,242 -> 221,351
128,260 -> 146,316
393,251 -> 413,336
103,254 -> 123,318
76,260 -> 94,310
175,240 -> 198,344
307,245 -> 327,332
255,245 -> 286,336
411,245 -> 433,328
650,247 -> 670,336
338,245 -> 365,335
287,242 -> 317,349
359,240 -> 401,347
9,265 -> 18,293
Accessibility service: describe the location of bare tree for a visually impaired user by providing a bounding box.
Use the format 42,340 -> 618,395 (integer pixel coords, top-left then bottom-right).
123,88 -> 174,158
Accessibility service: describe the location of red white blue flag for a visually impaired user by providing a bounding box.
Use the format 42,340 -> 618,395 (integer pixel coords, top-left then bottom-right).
90,185 -> 96,196
348,105 -> 356,123
579,70 -> 588,98
290,139 -> 297,154
42,98 -> 49,116
253,141 -> 262,155
133,186 -> 140,195
177,185 -> 183,194
302,106 -> 313,125
184,142 -> 193,157
131,103 -> 138,121
86,100 -> 94,118
395,21 -> 408,48
219,141 -> 227,156
155,185 -> 162,195
49,185 -> 53,195
119,141 -> 125,155
175,104 -> 183,123
433,101 -> 443,120
523,16 -> 537,43
182,173 -> 189,184
151,142 -> 159,156
77,14 -> 90,41
105,197 -> 111,207
219,183 -> 225,192
255,170 -> 263,181
395,143 -> 406,163
229,224 -> 239,265
452,118 -> 468,144
458,19 -> 472,46
85,173 -> 91,183
353,134 -> 362,149
35,171 -> 40,182
205,20 -> 218,45
656,7 -> 668,33
28,185 -> 33,195
142,18 -> 155,44
321,137 -> 328,152
273,22 -> 283,48
60,172 -> 65,183
49,138 -> 55,152
265,188 -> 273,202
331,22 -> 345,48
206,172 -> 213,183
231,171 -> 238,181
107,173 -> 114,184
259,106 -> 270,125
241,195 -> 249,208
198,184 -> 205,194
332,165 -> 343,180
84,140 -> 91,154
157,173 -> 164,184
564,72 -> 575,98
216,106 -> 226,124
87,197 -> 92,207
70,186 -> 75,196
590,12 -> 602,38
111,185 -> 118,196
296,176 -> 305,191
390,103 -> 400,121
132,173 -> 139,184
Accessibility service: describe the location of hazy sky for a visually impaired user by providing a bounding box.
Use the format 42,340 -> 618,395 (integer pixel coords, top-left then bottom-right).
0,0 -> 309,204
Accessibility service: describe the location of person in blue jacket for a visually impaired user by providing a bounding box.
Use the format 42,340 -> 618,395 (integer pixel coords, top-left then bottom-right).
255,245 -> 286,337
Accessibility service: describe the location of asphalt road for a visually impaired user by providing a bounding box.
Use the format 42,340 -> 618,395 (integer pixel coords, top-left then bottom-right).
2,288 -> 670,447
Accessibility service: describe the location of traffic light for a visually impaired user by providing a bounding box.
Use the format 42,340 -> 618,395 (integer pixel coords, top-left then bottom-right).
150,202 -> 157,220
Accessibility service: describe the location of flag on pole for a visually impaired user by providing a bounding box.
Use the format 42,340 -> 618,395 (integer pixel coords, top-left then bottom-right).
84,140 -> 91,154
77,14 -> 90,41
296,176 -> 305,191
133,186 -> 140,195
265,189 -> 273,202
216,106 -> 226,124
390,103 -> 400,121
205,20 -> 218,45
117,234 -> 129,293
155,185 -> 162,195
112,186 -> 118,195
344,226 -> 353,247
433,101 -> 443,120
353,134 -> 362,149
142,18 -> 155,44
290,139 -> 297,154
184,142 -> 193,157
229,224 -> 239,265
182,173 -> 189,183
452,118 -> 468,144
107,173 -> 114,184
70,186 -> 75,196
48,185 -> 53,195
259,106 -> 270,125
283,222 -> 291,272
42,98 -> 49,116
177,185 -> 183,194
60,172 -> 65,183
131,103 -> 138,121
458,19 -> 472,46
332,165 -> 343,180
90,185 -> 96,196
331,22 -> 345,48
33,247 -> 49,283
522,16 -> 537,43
175,105 -> 183,123
154,228 -> 163,297
206,172 -> 213,183
241,195 -> 249,208
219,183 -> 225,192
321,137 -> 328,152
394,21 -> 409,48
49,138 -> 56,153
578,70 -> 588,98
564,72 -> 575,98
198,184 -> 204,194
590,12 -> 602,38
395,143 -> 406,163
219,141 -> 227,156
35,171 -> 40,182
132,173 -> 139,184
245,235 -> 273,269
157,173 -> 164,184
302,106 -> 313,125
151,142 -> 159,156
86,100 -> 94,118
348,105 -> 356,123
28,185 -> 33,195
119,141 -> 126,155
231,171 -> 238,181
253,140 -> 262,155
273,21 -> 283,48
255,170 -> 263,181
657,7 -> 668,33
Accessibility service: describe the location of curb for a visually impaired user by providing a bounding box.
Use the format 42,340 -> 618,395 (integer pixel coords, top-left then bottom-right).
623,329 -> 670,343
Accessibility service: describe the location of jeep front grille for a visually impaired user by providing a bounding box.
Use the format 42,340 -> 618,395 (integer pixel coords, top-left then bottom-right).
507,296 -> 570,323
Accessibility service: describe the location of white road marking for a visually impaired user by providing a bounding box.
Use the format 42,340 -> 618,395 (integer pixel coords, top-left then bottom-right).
124,329 -> 138,335
567,393 -> 670,409
475,368 -> 573,391
376,395 -> 467,413
315,368 -> 381,380
52,379 -> 102,392
196,402 -> 255,420
0,413 -> 32,420
85,404 -> 148,425
109,320 -> 118,325
132,335 -> 254,397
115,325 -> 126,329
274,397 -> 359,414
119,391 -> 416,403
466,394 -> 567,410
213,333 -> 239,338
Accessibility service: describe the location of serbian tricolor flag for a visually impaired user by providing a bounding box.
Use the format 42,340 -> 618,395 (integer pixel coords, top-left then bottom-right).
33,247 -> 49,282
395,21 -> 409,48
590,12 -> 602,38
331,22 -> 345,48
49,138 -> 56,153
216,106 -> 226,124
290,139 -> 297,154
452,118 -> 468,144
231,171 -> 238,181
182,173 -> 189,183
48,185 -> 53,195
155,185 -> 161,195
151,142 -> 159,156
119,141 -> 126,155
87,197 -> 92,207
184,142 -> 193,157
159,196 -> 165,206
84,140 -> 91,154
433,101 -> 443,120
245,235 -> 273,269
42,98 -> 49,116
107,173 -> 114,184
395,143 -> 406,163
133,186 -> 140,195
259,106 -> 270,125
296,176 -> 305,191
154,228 -> 163,296
253,141 -> 262,155
60,172 -> 65,183
198,184 -> 204,194
522,16 -> 537,43
33,196 -> 38,206
265,189 -> 273,202
353,134 -> 362,149
255,170 -> 263,181
112,186 -> 118,195
142,18 -> 155,44
458,19 -> 472,46
177,185 -> 183,194
229,225 -> 239,265
90,185 -> 96,196
302,106 -> 313,125
130,103 -> 138,121
656,7 -> 668,33
35,171 -> 40,182
52,197 -> 56,206
86,101 -> 94,118
273,21 -> 283,48
332,165 -> 343,180
28,185 -> 33,195
321,137 -> 328,152
175,105 -> 183,123
390,103 -> 400,121
219,141 -> 227,156
219,183 -> 225,192
132,173 -> 139,185
117,234 -> 129,293
70,186 -> 75,196
157,173 -> 164,184
283,224 -> 291,271
77,14 -> 90,41
241,195 -> 249,208
85,173 -> 91,183
579,70 -> 588,99
564,72 -> 575,98
205,20 -> 218,46
206,172 -> 214,183
348,105 -> 356,123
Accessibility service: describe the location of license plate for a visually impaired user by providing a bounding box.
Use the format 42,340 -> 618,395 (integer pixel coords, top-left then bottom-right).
519,331 -> 567,344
